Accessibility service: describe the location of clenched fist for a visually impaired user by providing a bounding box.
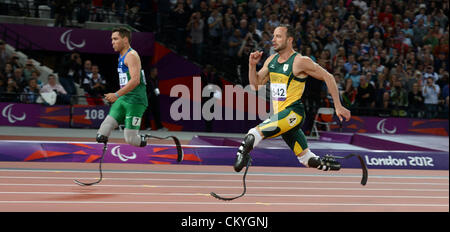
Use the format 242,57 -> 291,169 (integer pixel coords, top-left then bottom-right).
249,51 -> 263,66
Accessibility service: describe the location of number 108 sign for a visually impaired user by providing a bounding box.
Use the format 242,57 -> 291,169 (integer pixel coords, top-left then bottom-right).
71,105 -> 110,128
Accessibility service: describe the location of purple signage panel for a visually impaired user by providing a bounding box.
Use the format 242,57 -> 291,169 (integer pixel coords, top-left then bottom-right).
0,141 -> 44,161
0,23 -> 154,55
340,116 -> 449,136
0,102 -> 40,126
0,103 -> 70,128
313,150 -> 448,170
40,105 -> 71,127
0,141 -> 447,170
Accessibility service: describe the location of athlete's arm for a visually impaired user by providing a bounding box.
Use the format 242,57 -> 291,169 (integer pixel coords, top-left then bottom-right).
105,51 -> 141,102
248,52 -> 273,90
294,55 -> 351,122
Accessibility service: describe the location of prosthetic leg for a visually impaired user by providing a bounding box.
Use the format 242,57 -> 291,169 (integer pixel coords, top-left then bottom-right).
74,134 -> 109,186
234,128 -> 262,172
212,128 -> 261,201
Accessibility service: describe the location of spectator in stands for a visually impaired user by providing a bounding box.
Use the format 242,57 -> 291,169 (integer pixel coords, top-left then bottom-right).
414,4 -> 428,25
126,1 -> 141,27
208,7 -> 223,49
4,77 -> 20,102
3,63 -> 14,79
41,74 -> 70,105
61,52 -> 83,85
82,64 -> 106,97
12,68 -> 26,91
252,8 -> 266,31
342,78 -> 357,108
22,78 -> 40,104
91,0 -> 105,22
228,29 -> 243,57
379,91 -> 392,117
77,0 -> 90,25
355,74 -> 375,109
423,65 -> 440,83
408,82 -> 425,118
237,32 -> 255,87
172,1 -> 190,54
434,51 -> 449,73
143,67 -> 167,131
9,53 -> 22,70
344,64 -> 362,88
344,54 -> 360,74
187,11 -> 204,63
30,71 -> 43,88
390,80 -> 409,116
83,59 -> 93,78
0,40 -> 10,72
22,59 -> 40,82
335,72 -> 346,92
324,35 -> 340,59
422,76 -> 440,119
413,18 -> 428,47
59,52 -> 82,98
53,0 -> 69,27
374,73 -> 389,108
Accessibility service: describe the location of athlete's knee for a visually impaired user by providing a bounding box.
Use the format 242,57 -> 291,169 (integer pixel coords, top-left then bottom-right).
97,115 -> 119,138
124,129 -> 146,147
238,128 -> 263,154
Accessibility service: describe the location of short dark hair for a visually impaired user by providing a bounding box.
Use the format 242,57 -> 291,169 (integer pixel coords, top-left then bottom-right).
278,24 -> 295,41
112,27 -> 132,42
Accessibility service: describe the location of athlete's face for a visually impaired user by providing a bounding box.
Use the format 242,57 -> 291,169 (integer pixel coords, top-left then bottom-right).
111,32 -> 127,52
272,27 -> 291,52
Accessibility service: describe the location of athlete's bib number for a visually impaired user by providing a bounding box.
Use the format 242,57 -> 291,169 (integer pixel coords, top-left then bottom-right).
271,83 -> 287,101
119,73 -> 128,88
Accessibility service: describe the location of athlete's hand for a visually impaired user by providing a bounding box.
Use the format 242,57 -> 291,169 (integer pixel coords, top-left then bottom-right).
104,93 -> 118,103
249,51 -> 263,66
335,105 -> 351,122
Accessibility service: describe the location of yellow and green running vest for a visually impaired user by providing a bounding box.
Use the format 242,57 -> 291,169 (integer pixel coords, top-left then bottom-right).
267,52 -> 306,113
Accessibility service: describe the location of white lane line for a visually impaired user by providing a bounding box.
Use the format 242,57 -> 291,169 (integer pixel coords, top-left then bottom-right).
0,191 -> 447,199
0,183 -> 447,192
0,176 -> 448,186
0,169 -> 448,180
0,200 -> 447,208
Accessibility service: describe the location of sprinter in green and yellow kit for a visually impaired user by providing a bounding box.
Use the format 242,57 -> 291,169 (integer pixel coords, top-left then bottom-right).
233,24 -> 352,172
95,27 -> 150,147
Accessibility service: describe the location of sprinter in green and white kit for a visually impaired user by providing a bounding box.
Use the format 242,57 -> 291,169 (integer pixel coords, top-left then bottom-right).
96,27 -> 150,147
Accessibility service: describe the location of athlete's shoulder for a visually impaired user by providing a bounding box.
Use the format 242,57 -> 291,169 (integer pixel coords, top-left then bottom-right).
293,54 -> 315,77
264,53 -> 277,65
293,53 -> 313,64
127,49 -> 140,59
124,49 -> 141,65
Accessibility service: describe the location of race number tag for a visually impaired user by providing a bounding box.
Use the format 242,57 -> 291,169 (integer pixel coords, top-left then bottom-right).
271,83 -> 287,101
119,73 -> 128,88
132,117 -> 141,127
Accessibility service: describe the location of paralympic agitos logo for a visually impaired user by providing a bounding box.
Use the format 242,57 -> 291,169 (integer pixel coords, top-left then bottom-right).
1,104 -> 26,124
60,29 -> 86,51
111,145 -> 137,162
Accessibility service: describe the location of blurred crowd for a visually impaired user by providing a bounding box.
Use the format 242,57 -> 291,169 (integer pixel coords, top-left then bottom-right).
0,0 -> 154,29
0,41 -> 107,105
164,0 -> 448,118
